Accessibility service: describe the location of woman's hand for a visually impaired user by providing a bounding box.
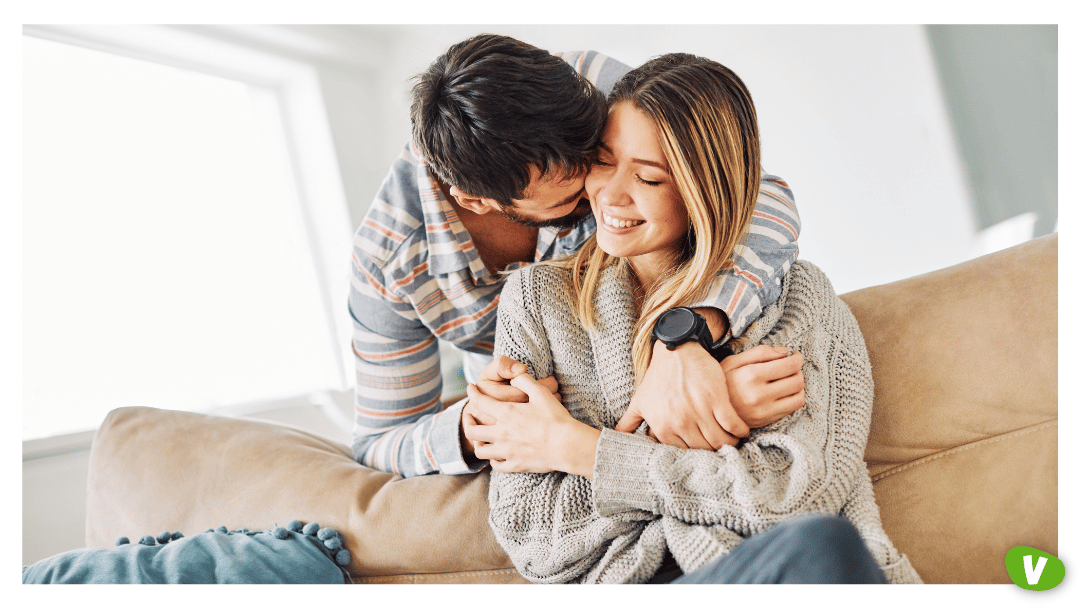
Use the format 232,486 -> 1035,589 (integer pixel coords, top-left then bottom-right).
721,345 -> 806,428
465,374 -> 600,478
460,356 -> 560,457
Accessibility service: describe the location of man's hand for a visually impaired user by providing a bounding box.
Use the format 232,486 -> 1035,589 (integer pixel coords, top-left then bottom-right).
615,342 -> 746,450
460,398 -> 494,457
722,345 -> 806,428
474,356 -> 560,403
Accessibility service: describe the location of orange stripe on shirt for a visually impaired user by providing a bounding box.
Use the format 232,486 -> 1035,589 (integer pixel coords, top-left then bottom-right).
352,336 -> 436,361
422,409 -> 442,469
752,210 -> 798,238
717,258 -> 762,289
357,366 -> 441,391
353,257 -> 406,303
363,217 -> 408,244
435,295 -> 501,335
355,395 -> 440,419
761,188 -> 797,214
726,280 -> 747,318
731,266 -> 765,289
389,427 -> 405,476
388,261 -> 431,292
416,289 -> 448,315
443,280 -> 475,300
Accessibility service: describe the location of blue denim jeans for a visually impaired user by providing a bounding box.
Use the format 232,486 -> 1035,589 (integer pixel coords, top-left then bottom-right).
649,514 -> 887,584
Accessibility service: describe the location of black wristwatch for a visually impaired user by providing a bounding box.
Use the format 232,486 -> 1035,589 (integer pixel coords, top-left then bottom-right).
652,307 -> 731,362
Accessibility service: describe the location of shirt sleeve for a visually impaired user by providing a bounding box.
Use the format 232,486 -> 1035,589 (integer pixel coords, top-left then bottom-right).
348,158 -> 484,478
690,173 -> 801,340
553,51 -> 632,95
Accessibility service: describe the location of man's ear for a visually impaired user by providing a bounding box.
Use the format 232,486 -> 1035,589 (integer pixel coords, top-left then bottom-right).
448,185 -> 499,215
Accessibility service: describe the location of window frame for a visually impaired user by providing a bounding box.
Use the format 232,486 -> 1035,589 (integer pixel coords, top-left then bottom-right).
21,25 -> 355,458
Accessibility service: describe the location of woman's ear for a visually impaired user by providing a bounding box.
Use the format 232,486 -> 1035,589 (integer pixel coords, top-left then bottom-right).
448,185 -> 498,215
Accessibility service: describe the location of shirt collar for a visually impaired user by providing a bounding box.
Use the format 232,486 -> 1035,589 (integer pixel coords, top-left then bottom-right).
413,146 -> 490,280
533,217 -> 596,262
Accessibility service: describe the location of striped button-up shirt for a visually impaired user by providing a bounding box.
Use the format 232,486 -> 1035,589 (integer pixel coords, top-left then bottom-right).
348,51 -> 801,477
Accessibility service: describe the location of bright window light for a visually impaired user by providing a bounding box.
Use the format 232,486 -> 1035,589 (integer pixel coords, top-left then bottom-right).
23,36 -> 342,440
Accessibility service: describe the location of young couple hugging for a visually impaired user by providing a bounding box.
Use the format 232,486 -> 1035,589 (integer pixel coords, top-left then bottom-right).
348,34 -> 920,584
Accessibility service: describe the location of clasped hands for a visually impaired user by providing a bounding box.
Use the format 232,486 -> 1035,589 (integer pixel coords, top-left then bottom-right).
462,343 -> 806,476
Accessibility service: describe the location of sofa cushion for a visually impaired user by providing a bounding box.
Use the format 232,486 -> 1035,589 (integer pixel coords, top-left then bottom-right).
85,406 -> 527,583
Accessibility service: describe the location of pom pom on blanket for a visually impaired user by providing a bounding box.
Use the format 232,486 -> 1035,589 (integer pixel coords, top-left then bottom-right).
27,520 -> 351,584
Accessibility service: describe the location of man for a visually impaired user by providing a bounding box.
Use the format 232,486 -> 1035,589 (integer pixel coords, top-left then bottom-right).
348,34 -> 802,478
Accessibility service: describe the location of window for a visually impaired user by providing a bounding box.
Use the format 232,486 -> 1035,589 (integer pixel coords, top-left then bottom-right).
23,29 -> 352,441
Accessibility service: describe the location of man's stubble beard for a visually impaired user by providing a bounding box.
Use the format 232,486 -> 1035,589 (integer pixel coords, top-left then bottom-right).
500,198 -> 593,229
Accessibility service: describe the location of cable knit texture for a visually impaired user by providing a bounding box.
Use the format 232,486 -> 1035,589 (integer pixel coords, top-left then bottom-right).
489,260 -> 921,584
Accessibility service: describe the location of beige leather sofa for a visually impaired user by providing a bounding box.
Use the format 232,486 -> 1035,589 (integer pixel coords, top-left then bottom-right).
84,234 -> 1057,584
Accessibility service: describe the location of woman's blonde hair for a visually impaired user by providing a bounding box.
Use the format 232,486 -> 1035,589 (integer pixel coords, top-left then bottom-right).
566,53 -> 762,385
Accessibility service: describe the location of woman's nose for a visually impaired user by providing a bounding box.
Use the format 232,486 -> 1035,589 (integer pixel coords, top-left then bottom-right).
591,171 -> 630,208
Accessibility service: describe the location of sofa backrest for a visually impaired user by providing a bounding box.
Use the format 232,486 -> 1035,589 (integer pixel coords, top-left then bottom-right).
841,233 -> 1057,583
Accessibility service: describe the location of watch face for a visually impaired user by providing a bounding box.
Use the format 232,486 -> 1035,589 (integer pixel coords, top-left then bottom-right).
656,307 -> 697,341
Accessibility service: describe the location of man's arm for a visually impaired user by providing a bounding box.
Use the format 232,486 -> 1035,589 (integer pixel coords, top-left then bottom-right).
619,173 -> 803,448
695,173 -> 801,339
349,251 -> 481,477
348,150 -> 485,478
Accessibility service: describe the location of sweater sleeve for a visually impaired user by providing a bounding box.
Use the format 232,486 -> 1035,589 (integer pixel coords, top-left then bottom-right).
487,268 -> 664,584
592,265 -> 872,534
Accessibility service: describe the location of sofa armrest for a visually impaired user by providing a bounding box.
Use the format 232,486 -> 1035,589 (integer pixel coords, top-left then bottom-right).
85,406 -> 527,583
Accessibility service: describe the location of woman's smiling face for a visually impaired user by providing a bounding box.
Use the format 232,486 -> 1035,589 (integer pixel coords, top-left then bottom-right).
586,102 -> 689,283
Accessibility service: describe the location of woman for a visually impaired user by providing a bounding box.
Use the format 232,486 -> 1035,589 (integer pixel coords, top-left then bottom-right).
464,53 -> 920,584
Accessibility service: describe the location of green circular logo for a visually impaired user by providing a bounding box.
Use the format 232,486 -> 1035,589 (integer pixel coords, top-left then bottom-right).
1005,546 -> 1065,591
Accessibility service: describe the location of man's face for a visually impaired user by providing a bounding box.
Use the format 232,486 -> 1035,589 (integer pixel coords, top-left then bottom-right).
501,167 -> 593,229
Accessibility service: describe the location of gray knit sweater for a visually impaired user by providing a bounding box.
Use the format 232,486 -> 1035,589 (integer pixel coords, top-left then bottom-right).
489,260 -> 921,584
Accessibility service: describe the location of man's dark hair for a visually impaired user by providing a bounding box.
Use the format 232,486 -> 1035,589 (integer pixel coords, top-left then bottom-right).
410,34 -> 607,207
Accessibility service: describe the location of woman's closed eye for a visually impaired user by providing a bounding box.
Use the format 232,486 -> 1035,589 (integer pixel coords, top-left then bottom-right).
635,174 -> 662,186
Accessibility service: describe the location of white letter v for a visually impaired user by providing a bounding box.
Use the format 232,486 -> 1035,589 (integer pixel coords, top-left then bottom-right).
1024,554 -> 1048,585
